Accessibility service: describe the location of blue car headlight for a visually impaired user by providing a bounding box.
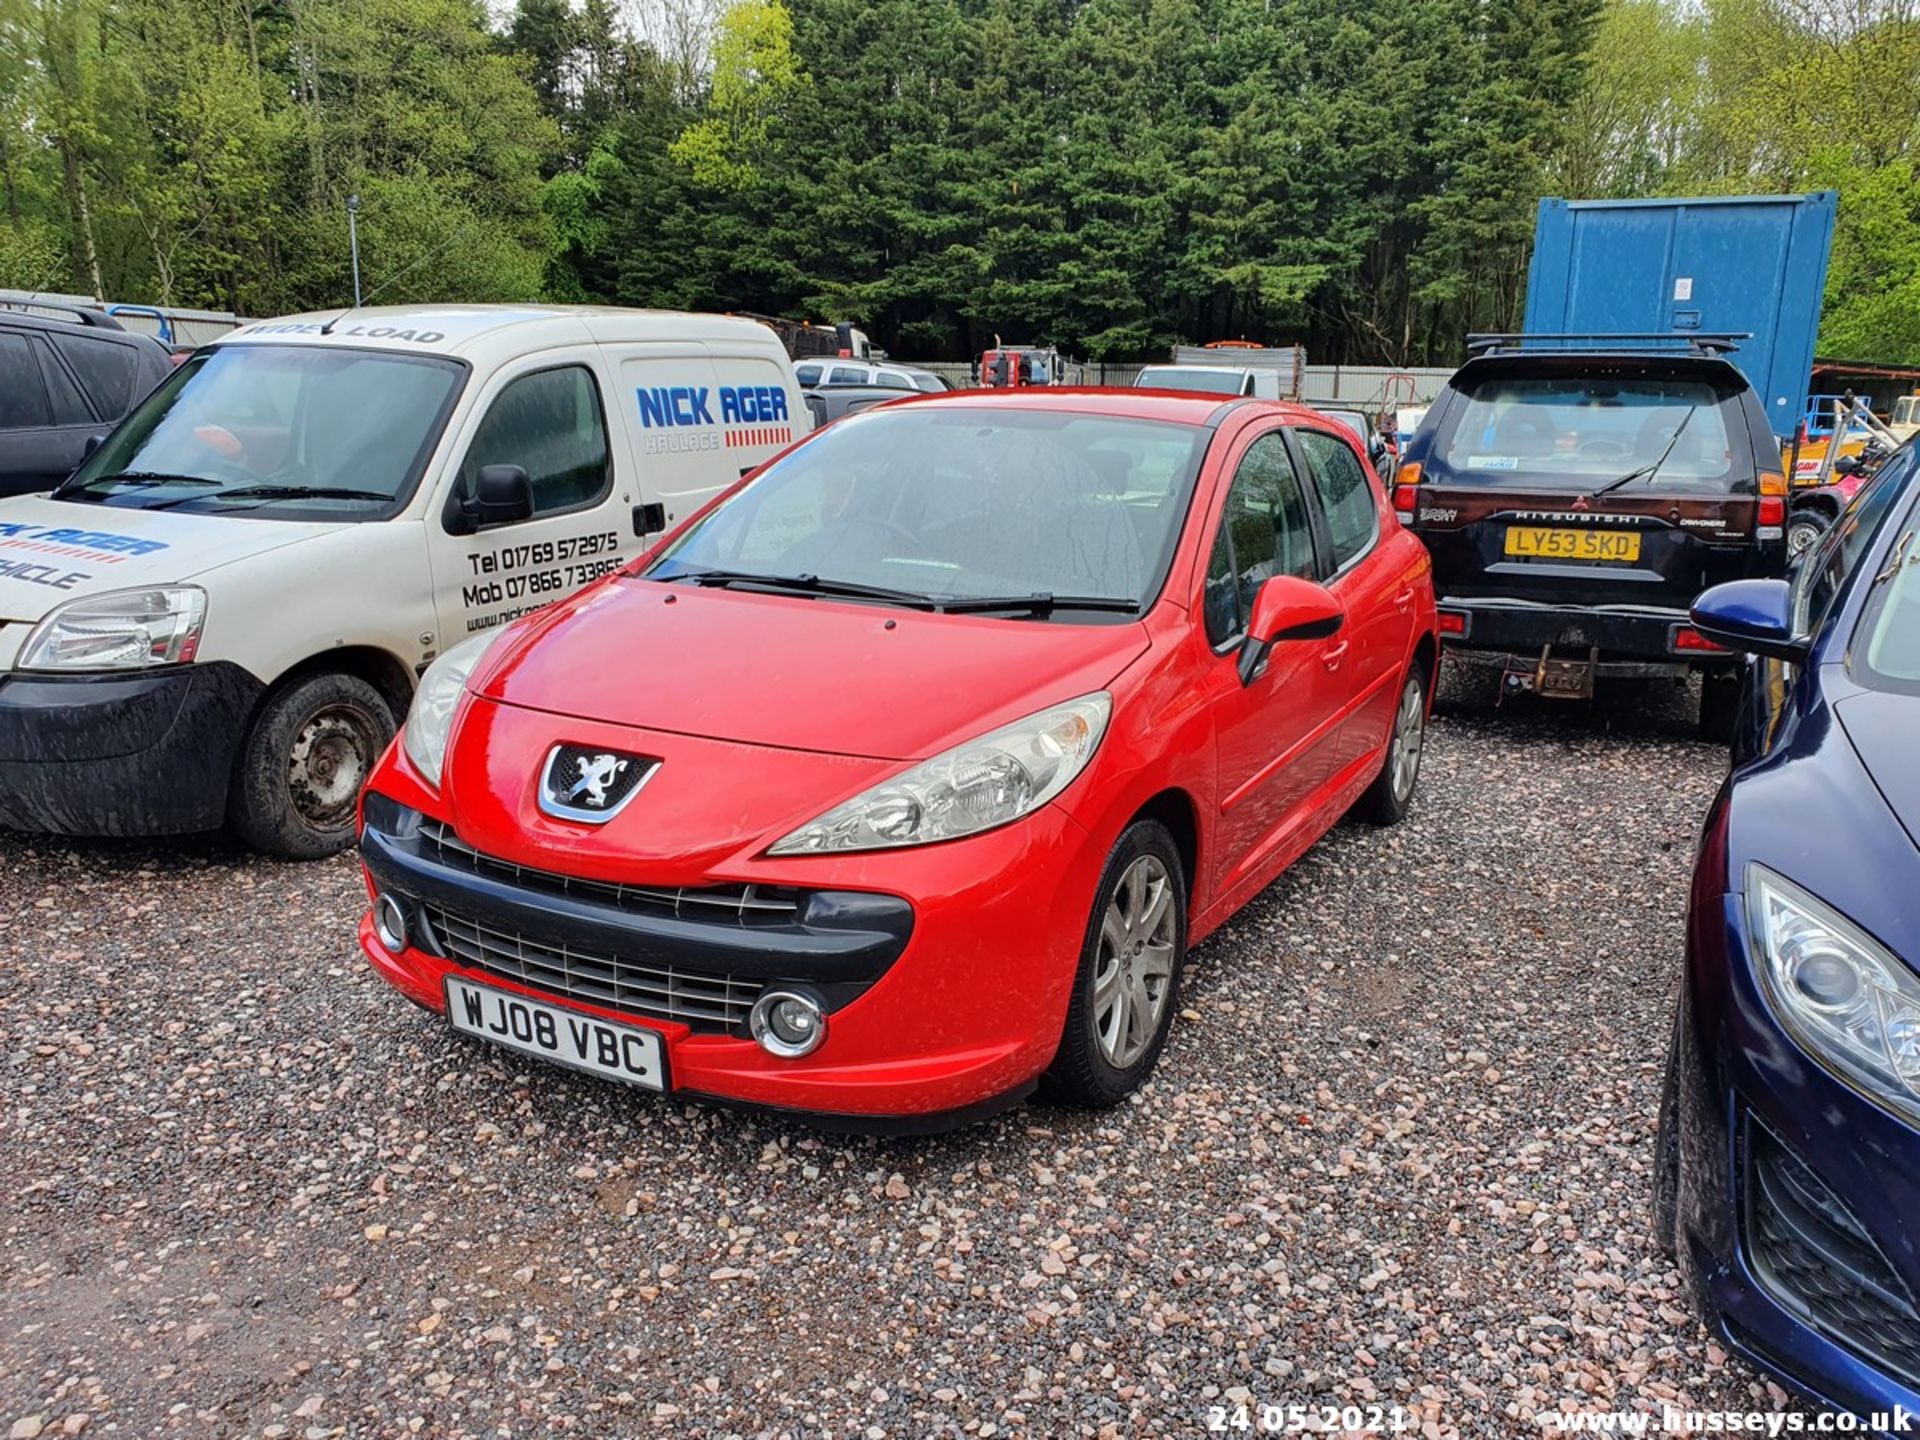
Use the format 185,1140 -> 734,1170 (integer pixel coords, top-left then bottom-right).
1749,863 -> 1920,1125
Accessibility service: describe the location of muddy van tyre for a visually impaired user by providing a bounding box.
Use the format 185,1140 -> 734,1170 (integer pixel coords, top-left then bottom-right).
230,672 -> 395,858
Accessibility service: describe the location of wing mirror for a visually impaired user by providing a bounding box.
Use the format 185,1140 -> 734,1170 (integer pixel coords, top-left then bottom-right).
447,463 -> 534,534
1239,575 -> 1345,685
1690,579 -> 1808,665
1833,455 -> 1862,477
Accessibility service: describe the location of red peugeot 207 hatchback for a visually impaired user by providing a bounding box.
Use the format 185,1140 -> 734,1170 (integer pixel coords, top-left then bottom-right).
357,390 -> 1437,1129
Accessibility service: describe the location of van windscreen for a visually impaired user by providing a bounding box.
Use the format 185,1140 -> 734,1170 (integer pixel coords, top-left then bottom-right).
1436,375 -> 1743,492
58,343 -> 465,517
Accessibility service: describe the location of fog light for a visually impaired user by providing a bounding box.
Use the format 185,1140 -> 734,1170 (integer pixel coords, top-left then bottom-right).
373,892 -> 409,953
749,989 -> 827,1059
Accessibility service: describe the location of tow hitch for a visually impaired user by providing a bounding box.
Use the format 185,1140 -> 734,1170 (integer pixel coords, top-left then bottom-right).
1500,644 -> 1599,702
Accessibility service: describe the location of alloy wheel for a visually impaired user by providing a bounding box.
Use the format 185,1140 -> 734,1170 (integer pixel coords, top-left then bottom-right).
1092,853 -> 1177,1069
1389,676 -> 1426,803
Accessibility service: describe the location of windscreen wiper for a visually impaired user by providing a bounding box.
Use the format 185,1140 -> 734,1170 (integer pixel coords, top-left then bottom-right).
53,471 -> 221,499
935,593 -> 1141,615
210,485 -> 386,503
657,568 -> 942,608
1591,405 -> 1699,499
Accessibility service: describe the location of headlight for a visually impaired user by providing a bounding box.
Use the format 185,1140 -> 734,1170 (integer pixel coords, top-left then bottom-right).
1749,864 -> 1920,1125
402,628 -> 509,788
769,692 -> 1111,855
16,586 -> 207,672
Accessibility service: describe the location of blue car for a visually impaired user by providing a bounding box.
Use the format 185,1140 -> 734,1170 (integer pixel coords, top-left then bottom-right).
1660,434 -> 1920,1419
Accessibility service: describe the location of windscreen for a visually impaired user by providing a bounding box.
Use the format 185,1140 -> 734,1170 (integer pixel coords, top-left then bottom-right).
1135,367 -> 1241,396
1436,374 -> 1743,491
60,343 -> 465,516
646,406 -> 1210,614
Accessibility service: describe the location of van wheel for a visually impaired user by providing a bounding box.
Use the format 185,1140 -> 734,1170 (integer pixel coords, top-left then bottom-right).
1356,665 -> 1427,826
1041,820 -> 1187,1108
230,673 -> 395,859
1699,673 -> 1740,744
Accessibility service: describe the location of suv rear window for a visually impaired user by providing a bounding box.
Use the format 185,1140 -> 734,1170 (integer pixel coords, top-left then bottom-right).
1437,375 -> 1743,491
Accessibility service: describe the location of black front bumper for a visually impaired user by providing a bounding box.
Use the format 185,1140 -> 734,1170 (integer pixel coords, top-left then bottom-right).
1440,597 -> 1738,674
359,794 -> 916,1036
0,661 -> 262,836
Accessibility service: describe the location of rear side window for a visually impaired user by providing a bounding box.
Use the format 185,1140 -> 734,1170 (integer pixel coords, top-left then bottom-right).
829,366 -> 866,384
32,339 -> 94,425
1295,428 -> 1378,568
1204,432 -> 1320,646
1437,375 -> 1741,490
0,332 -> 50,428
460,365 -> 610,518
55,334 -> 139,417
794,364 -> 822,386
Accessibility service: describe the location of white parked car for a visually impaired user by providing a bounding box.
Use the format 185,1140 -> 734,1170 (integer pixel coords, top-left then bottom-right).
0,304 -> 809,856
1132,364 -> 1289,399
793,357 -> 950,393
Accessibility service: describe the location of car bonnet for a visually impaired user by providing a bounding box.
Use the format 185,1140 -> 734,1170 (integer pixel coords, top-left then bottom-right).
0,494 -> 334,627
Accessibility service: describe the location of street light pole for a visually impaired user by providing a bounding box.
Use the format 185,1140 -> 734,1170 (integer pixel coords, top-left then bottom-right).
346,194 -> 363,307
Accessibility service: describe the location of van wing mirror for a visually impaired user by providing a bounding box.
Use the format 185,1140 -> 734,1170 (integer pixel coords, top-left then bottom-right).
451,464 -> 534,532
1690,579 -> 1808,664
1237,575 -> 1345,685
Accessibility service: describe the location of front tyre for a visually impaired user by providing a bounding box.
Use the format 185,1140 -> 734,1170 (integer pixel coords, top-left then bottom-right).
1698,672 -> 1740,744
1356,665 -> 1427,826
229,672 -> 395,859
1042,820 -> 1187,1108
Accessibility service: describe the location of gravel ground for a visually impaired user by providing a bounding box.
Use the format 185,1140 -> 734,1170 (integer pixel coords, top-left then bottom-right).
0,669 -> 1811,1439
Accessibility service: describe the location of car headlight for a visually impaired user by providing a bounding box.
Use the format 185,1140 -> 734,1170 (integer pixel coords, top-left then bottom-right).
16,586 -> 207,671
1749,864 -> 1920,1124
768,692 -> 1111,855
402,628 -> 510,788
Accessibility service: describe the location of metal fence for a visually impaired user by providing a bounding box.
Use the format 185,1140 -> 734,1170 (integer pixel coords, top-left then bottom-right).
914,359 -> 1455,406
0,288 -> 244,346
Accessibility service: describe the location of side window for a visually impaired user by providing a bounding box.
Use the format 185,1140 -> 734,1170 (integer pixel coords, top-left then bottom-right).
54,335 -> 138,417
877,370 -> 913,388
32,339 -> 93,425
0,333 -> 50,429
1295,427 -> 1378,569
794,363 -> 821,386
828,365 -> 866,385
1794,452 -> 1915,636
1203,432 -> 1319,647
459,366 -> 610,519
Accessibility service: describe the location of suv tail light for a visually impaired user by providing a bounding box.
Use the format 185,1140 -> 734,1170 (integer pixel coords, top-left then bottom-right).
1393,461 -> 1421,516
1671,625 -> 1725,654
1758,470 -> 1788,529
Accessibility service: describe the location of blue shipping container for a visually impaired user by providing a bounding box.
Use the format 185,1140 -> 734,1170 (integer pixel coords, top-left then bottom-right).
1524,193 -> 1838,440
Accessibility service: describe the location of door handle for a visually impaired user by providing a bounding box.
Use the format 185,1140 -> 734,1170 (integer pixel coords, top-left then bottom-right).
1322,640 -> 1350,670
1393,587 -> 1414,612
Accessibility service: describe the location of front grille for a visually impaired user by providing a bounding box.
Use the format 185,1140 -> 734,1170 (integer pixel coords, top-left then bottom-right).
418,818 -> 803,926
1747,1121 -> 1920,1385
422,903 -> 764,1033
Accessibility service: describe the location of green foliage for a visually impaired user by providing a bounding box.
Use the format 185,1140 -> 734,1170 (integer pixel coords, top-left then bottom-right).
1574,0 -> 1920,362
0,0 -> 557,312
6,0 -> 1911,364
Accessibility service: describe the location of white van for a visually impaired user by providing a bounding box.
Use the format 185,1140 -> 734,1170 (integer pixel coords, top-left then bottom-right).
1132,363 -> 1287,399
0,304 -> 808,857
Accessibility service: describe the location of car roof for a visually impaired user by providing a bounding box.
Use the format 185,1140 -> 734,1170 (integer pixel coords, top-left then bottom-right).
212,303 -> 791,364
886,386 -> 1326,428
0,306 -> 151,346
